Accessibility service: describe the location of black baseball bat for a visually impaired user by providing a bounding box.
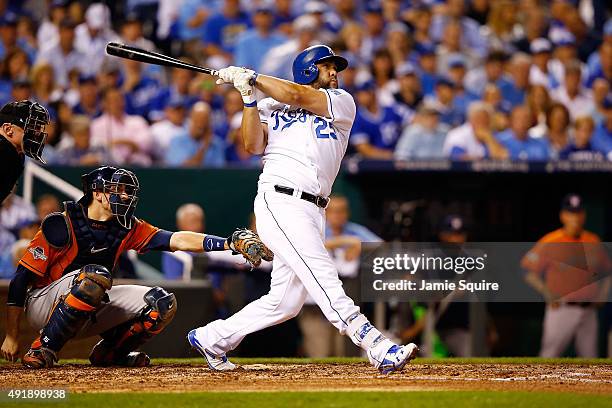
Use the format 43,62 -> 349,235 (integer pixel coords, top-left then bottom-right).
105,42 -> 219,76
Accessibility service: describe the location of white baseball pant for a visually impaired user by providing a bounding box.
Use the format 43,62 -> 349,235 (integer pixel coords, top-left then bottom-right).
197,189 -> 362,355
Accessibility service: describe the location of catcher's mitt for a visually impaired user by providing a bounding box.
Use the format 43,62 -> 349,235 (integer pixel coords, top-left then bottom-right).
227,228 -> 274,268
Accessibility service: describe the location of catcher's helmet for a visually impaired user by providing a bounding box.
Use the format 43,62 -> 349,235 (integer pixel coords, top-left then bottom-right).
292,45 -> 348,85
0,100 -> 50,162
79,166 -> 140,229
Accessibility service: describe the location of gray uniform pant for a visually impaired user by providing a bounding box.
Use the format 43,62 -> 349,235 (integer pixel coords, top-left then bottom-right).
25,270 -> 152,339
539,304 -> 598,358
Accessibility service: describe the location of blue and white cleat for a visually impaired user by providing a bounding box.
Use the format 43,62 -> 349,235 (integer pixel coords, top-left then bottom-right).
187,329 -> 236,371
374,343 -> 419,374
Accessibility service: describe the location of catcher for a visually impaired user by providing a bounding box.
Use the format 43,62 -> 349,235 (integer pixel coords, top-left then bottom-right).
1,166 -> 272,368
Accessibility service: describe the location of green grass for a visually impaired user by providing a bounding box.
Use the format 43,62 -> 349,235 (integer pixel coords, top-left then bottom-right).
0,391 -> 610,408
47,356 -> 612,366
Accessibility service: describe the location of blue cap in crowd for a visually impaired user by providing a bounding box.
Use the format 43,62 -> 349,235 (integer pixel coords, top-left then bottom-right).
436,77 -> 454,88
441,215 -> 466,233
0,12 -> 18,26
561,194 -> 584,212
78,73 -> 97,85
416,43 -> 436,56
552,30 -> 576,47
530,38 -> 552,54
167,94 -> 187,109
365,1 -> 383,14
395,62 -> 416,77
355,79 -> 376,92
255,0 -> 275,13
448,54 -> 467,69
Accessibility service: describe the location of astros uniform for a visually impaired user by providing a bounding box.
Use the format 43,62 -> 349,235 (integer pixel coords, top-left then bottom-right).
194,88 -> 366,355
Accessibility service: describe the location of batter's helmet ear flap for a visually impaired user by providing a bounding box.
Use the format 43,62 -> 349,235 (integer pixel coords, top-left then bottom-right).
292,45 -> 348,85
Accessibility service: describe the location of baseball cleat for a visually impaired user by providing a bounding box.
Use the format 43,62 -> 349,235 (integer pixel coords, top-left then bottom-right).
187,329 -> 236,371
374,343 -> 419,374
22,347 -> 57,369
89,340 -> 151,367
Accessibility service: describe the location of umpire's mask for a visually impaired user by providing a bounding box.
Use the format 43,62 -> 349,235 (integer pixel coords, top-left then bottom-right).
107,168 -> 139,229
0,100 -> 50,162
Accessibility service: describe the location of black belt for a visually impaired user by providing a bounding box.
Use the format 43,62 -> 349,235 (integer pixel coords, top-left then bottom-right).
274,185 -> 329,209
565,302 -> 593,308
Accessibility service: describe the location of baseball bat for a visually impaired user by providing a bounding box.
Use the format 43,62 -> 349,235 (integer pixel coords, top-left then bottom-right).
105,42 -> 219,76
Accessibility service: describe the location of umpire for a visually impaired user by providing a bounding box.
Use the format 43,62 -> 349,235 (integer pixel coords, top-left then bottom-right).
0,100 -> 50,204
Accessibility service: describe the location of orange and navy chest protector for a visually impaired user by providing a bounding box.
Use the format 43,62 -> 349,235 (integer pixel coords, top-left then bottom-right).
19,200 -> 160,289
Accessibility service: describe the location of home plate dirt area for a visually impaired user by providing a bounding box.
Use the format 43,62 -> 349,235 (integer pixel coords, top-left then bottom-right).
1,361 -> 611,394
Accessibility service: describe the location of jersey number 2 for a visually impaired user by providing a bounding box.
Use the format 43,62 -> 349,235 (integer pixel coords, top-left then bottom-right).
314,118 -> 337,140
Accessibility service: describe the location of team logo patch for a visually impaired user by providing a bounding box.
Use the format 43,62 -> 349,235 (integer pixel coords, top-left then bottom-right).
29,246 -> 47,261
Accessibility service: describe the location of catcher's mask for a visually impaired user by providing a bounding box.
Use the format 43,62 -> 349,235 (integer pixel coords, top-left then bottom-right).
0,100 -> 50,162
79,166 -> 140,229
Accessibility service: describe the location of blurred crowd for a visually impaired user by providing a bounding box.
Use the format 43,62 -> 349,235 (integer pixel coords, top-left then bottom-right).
0,0 -> 610,167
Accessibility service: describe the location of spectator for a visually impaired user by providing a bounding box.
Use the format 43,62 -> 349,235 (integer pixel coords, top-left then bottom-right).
10,79 -> 33,104
165,102 -> 225,167
447,55 -> 479,117
35,194 -> 61,220
0,49 -> 30,106
120,13 -> 156,52
523,194 -> 610,358
0,226 -> 16,278
436,19 -> 479,73
443,101 -> 508,160
392,62 -> 423,113
585,41 -> 612,89
260,15 -> 318,81
590,78 -> 610,124
526,84 -> 552,139
559,117 -> 606,161
74,3 -> 119,74
592,98 -> 612,158
15,218 -> 39,241
360,3 -> 386,63
513,6 -> 546,54
58,115 -> 106,165
407,5 -> 435,52
177,0 -> 212,46
481,83 -> 509,132
72,74 -> 101,119
203,0 -> 251,66
35,18 -> 87,89
484,0 -> 519,54
429,0 -> 488,58
496,105 -> 549,161
37,0 -> 68,55
150,59 -> 199,121
273,0 -> 294,36
544,103 -> 571,160
121,59 -> 160,120
424,77 -> 463,128
90,88 -> 153,166
370,49 -> 397,104
551,60 -> 594,121
415,44 -> 438,97
150,97 -> 187,163
0,193 -> 36,232
234,3 -> 286,72
30,63 -> 63,106
549,31 -> 584,87
162,203 -> 206,280
395,103 -> 448,160
303,1 -> 336,45
0,13 -> 21,60
529,38 -> 558,89
502,53 -> 531,108
350,79 -> 404,160
385,23 -> 411,68
465,51 -> 510,97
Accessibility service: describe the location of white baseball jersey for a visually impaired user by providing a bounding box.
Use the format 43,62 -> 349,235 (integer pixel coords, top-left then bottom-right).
257,88 -> 356,197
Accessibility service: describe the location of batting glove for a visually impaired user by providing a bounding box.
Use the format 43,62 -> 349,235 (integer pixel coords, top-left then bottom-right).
234,71 -> 258,106
215,66 -> 245,85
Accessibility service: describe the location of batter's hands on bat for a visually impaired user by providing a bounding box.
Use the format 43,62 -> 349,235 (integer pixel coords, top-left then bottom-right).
215,66 -> 254,85
1,335 -> 20,362
228,228 -> 274,268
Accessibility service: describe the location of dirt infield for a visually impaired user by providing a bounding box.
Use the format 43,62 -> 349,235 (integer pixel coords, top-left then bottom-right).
1,362 -> 611,394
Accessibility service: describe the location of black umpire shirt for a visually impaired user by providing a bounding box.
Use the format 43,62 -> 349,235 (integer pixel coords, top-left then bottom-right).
0,135 -> 24,204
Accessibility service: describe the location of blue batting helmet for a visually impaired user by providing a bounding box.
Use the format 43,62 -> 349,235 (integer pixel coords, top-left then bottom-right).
292,45 -> 348,85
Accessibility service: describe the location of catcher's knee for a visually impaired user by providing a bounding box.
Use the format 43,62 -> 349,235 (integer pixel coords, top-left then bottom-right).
70,264 -> 113,310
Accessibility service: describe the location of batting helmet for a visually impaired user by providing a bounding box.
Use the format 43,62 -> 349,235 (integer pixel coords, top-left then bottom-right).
292,45 -> 348,85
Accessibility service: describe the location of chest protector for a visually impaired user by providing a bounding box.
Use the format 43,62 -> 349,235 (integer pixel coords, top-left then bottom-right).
63,201 -> 132,274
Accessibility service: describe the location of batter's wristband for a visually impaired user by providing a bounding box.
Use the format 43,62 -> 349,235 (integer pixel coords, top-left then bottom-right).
203,235 -> 226,251
244,101 -> 257,107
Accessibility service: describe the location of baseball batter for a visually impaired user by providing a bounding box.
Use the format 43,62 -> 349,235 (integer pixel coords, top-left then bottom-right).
1,166 -> 271,368
188,45 -> 418,373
